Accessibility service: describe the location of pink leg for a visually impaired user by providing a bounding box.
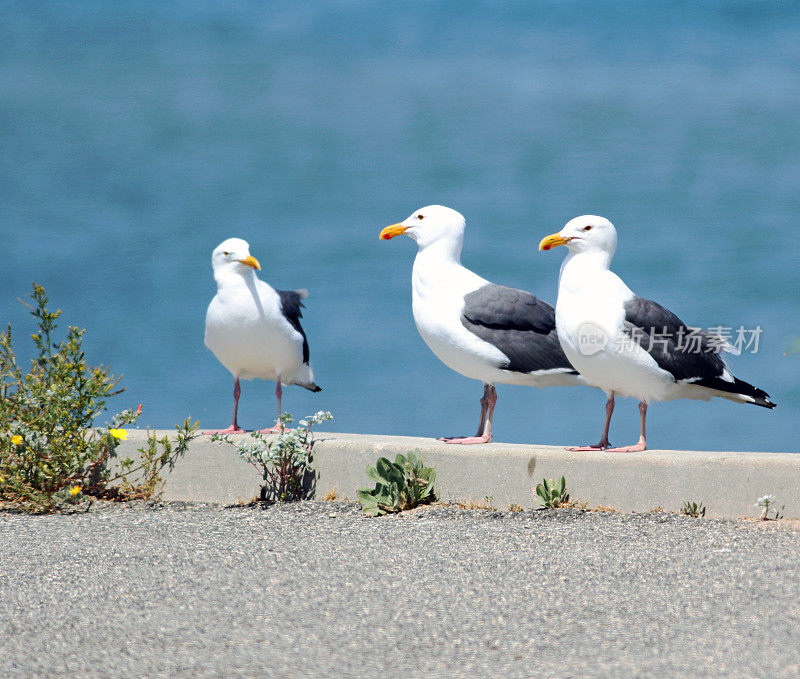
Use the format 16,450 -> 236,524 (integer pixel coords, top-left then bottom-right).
567,393 -> 615,451
440,384 -> 497,445
605,401 -> 648,452
203,377 -> 246,435
258,379 -> 286,434
474,391 -> 490,437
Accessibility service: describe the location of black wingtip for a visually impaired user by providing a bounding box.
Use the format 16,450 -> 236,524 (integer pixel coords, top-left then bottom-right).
753,395 -> 776,409
696,375 -> 776,409
302,383 -> 322,393
739,380 -> 776,409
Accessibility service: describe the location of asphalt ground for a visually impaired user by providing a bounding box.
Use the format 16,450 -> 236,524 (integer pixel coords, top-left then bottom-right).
2,501 -> 799,678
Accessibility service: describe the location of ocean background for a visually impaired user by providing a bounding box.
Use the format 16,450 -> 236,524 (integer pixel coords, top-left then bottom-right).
1,1 -> 798,452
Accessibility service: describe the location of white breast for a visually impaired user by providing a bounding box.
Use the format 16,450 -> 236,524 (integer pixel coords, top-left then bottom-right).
411,252 -> 536,385
205,277 -> 304,382
555,256 -> 675,401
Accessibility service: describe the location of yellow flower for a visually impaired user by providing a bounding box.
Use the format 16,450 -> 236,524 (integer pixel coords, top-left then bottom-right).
10,434 -> 23,445
108,429 -> 128,440
68,485 -> 82,496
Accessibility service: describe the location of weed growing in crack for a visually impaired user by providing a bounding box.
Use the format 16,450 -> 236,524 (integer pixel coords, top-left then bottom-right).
535,476 -> 570,509
213,411 -> 332,502
0,284 -> 197,512
358,449 -> 436,516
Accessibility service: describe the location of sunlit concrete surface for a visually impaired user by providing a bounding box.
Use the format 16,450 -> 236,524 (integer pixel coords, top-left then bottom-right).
114,431 -> 800,518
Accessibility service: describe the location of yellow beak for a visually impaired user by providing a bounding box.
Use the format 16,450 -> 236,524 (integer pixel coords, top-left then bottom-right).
379,223 -> 409,240
539,233 -> 571,251
238,255 -> 261,270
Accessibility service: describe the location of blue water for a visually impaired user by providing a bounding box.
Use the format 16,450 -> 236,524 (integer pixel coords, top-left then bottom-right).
2,2 -> 798,452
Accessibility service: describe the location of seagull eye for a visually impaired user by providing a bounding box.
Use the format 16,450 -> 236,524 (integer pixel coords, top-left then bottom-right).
583,225 -> 593,232
223,251 -> 230,255
417,214 -> 424,220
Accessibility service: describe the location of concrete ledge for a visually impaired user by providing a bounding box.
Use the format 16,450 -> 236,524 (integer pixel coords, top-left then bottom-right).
115,431 -> 800,518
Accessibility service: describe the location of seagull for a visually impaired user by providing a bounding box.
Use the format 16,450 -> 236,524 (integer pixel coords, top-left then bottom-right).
204,237 -> 321,434
539,216 -> 775,452
380,205 -> 587,444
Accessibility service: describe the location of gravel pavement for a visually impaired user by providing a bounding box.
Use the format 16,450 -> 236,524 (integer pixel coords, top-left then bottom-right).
2,501 -> 799,678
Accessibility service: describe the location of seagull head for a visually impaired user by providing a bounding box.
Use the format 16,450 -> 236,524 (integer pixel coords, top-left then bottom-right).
539,215 -> 617,257
379,205 -> 466,251
211,237 -> 261,273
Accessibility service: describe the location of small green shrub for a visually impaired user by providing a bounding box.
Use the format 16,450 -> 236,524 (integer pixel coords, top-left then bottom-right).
0,284 -> 197,512
681,500 -> 706,518
535,476 -> 570,509
358,449 -> 436,516
98,419 -> 198,501
213,411 -> 332,502
755,494 -> 784,521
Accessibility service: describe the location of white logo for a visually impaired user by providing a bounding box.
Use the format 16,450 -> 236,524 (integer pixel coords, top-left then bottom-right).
577,322 -> 609,356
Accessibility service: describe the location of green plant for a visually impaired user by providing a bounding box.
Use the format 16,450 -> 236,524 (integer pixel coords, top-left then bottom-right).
213,411 -> 332,502
358,449 -> 436,516
95,419 -> 199,500
755,494 -> 784,521
681,500 -> 706,517
0,284 -> 198,512
535,476 -> 570,509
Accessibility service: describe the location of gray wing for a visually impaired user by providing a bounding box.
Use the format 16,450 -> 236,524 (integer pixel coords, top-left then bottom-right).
277,289 -> 310,364
622,296 -> 725,381
623,296 -> 774,407
460,284 -> 577,374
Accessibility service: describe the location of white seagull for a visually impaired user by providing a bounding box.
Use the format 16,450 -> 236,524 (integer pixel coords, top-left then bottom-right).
204,237 -> 321,434
539,216 -> 775,452
380,205 -> 587,444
